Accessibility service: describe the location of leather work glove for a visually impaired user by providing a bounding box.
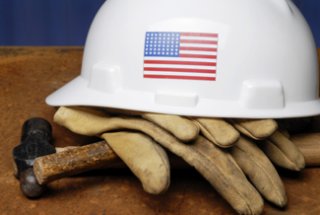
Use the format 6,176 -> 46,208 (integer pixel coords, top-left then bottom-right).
230,119 -> 305,171
191,117 -> 305,171
145,115 -> 299,206
147,113 -> 305,207
47,106 -> 306,215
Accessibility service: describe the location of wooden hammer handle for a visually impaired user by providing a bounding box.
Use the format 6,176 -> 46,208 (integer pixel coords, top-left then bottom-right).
34,142 -> 187,185
33,141 -> 120,184
34,133 -> 320,185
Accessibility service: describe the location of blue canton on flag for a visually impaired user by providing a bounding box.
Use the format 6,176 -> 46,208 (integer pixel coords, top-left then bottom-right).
144,32 -> 180,57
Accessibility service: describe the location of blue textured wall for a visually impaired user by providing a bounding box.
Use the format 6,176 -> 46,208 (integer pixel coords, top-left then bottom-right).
0,0 -> 105,45
0,0 -> 319,46
294,0 -> 320,47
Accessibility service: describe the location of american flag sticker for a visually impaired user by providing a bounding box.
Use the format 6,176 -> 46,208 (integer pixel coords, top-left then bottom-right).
143,32 -> 218,81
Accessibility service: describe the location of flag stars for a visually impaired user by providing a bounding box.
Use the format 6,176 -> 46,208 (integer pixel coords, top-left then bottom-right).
145,32 -> 180,57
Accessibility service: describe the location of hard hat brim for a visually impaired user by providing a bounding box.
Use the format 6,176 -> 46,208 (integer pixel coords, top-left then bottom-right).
46,76 -> 320,119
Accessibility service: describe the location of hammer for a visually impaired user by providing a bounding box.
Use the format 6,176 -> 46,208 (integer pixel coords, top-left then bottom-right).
12,118 -> 56,198
32,133 -> 320,186
33,140 -> 193,185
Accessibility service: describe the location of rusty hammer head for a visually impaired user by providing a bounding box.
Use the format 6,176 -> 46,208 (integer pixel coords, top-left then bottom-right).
12,118 -> 56,198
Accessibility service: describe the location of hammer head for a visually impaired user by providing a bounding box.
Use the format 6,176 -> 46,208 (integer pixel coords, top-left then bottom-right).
13,140 -> 56,178
13,118 -> 56,178
21,117 -> 53,143
19,168 -> 46,198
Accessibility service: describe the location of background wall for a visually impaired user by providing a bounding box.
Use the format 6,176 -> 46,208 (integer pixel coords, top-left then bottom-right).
294,0 -> 320,47
0,0 -> 105,45
0,0 -> 319,46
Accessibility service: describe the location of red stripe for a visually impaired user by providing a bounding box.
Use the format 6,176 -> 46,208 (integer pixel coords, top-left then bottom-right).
144,67 -> 215,74
180,39 -> 218,45
180,54 -> 217,59
180,32 -> 218,38
180,47 -> 217,52
144,74 -> 216,81
144,60 -> 216,67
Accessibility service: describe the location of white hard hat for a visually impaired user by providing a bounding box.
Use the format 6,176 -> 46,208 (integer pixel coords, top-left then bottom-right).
46,0 -> 320,118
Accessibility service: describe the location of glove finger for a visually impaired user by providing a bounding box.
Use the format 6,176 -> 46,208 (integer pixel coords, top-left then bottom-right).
102,132 -> 170,195
260,131 -> 305,171
142,113 -> 199,142
189,136 -> 263,215
54,106 -> 112,136
194,118 -> 239,148
231,119 -> 278,140
230,137 -> 287,207
55,107 -> 263,214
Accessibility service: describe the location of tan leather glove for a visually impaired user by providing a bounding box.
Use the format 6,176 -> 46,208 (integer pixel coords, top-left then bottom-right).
190,117 -> 305,171
145,115 -> 288,207
41,106 -> 306,215
190,117 -> 305,207
52,106 -> 263,215
231,119 -> 305,171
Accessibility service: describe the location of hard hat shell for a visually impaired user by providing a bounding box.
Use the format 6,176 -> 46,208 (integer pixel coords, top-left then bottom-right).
46,0 -> 320,118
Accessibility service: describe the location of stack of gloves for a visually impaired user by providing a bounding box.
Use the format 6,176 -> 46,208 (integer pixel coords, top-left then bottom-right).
47,106 -> 306,215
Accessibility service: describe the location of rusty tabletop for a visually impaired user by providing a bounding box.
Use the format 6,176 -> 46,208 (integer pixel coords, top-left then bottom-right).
1,47 -> 320,215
